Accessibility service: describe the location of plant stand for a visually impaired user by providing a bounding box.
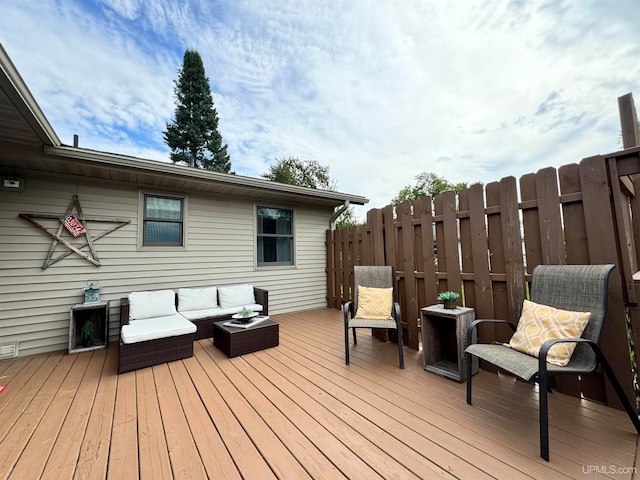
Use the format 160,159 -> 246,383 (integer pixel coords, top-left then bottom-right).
421,304 -> 478,382
69,301 -> 109,354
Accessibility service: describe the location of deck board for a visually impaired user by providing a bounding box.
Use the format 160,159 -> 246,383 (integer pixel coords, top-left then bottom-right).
41,348 -> 108,480
74,345 -> 118,480
0,308 -> 637,479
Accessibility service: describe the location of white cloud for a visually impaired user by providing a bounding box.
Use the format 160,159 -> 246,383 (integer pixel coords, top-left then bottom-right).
2,0 -> 640,220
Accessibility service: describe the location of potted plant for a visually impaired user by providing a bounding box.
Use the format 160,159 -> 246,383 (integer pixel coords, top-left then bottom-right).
437,291 -> 460,309
80,320 -> 95,347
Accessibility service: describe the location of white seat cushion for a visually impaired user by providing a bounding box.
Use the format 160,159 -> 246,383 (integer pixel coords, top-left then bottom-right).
180,304 -> 263,320
121,313 -> 196,344
218,284 -> 255,308
129,289 -> 177,320
177,287 -> 217,312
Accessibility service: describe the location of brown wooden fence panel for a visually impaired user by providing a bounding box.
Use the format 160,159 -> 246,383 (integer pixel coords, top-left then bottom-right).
608,157 -> 637,304
326,229 -> 337,308
467,184 -> 493,319
383,205 -> 396,273
580,155 -> 634,407
433,194 -> 447,291
631,174 -> 640,265
558,163 -> 590,264
397,201 -> 418,347
458,188 -> 475,309
417,196 -> 438,307
536,167 -> 566,265
499,177 -> 527,321
482,181 -> 508,361
520,173 -> 543,271
442,191 -> 462,302
413,200 -> 427,313
345,225 -> 355,303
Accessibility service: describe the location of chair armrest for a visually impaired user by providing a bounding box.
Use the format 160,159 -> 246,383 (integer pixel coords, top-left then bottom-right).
120,297 -> 130,327
343,301 -> 354,327
393,302 -> 402,327
254,287 -> 268,315
538,337 -> 596,374
466,319 -> 517,346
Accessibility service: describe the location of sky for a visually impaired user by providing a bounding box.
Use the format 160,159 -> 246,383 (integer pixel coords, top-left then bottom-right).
2,0 -> 640,218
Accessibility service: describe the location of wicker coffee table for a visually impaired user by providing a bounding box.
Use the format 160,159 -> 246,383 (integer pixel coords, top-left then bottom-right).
212,318 -> 279,358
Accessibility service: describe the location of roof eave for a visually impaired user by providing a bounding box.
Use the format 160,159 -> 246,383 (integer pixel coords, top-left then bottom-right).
44,145 -> 369,207
0,44 -> 61,147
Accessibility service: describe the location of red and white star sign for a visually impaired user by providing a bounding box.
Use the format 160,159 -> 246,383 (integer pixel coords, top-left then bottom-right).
61,214 -> 87,237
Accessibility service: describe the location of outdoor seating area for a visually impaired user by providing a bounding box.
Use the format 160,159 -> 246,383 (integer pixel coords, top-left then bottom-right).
0,308 -> 638,479
118,284 -> 268,373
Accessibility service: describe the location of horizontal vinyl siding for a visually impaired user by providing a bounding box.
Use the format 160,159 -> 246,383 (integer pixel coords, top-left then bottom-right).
0,169 -> 333,357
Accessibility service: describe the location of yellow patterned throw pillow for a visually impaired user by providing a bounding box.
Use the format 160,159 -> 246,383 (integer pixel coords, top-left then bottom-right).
508,299 -> 591,367
354,286 -> 393,320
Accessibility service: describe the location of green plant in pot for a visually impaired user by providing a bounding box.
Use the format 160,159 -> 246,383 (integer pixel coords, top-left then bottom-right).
437,291 -> 460,309
81,320 -> 95,347
238,307 -> 253,318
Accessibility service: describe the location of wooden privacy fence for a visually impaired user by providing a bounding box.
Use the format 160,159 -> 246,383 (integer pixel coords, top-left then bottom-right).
326,152 -> 640,409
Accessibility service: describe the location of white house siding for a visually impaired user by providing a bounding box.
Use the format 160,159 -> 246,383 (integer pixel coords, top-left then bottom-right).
0,169 -> 333,357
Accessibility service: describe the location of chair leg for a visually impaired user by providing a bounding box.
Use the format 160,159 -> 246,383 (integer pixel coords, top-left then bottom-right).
344,324 -> 350,365
466,352 -> 473,405
539,373 -> 550,461
396,326 -> 404,369
352,327 -> 358,344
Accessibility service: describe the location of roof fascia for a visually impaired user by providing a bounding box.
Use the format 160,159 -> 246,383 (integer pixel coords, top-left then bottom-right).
0,44 -> 61,146
45,145 -> 369,206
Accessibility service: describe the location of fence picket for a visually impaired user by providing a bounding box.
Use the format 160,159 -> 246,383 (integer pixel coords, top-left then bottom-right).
468,183 -> 494,319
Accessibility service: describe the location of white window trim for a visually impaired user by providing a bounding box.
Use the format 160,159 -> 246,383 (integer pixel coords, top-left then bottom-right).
254,203 -> 296,269
137,190 -> 188,251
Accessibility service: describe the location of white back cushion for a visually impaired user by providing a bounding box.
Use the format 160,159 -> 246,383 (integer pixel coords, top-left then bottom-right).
128,289 -> 177,320
218,284 -> 256,308
178,287 -> 217,312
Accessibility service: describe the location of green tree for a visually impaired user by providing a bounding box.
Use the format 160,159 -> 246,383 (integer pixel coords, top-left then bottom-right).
164,49 -> 231,172
262,157 -> 359,227
262,157 -> 336,190
335,207 -> 361,229
392,172 -> 469,205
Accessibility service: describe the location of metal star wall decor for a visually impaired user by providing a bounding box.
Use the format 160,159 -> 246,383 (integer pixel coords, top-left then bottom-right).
19,195 -> 130,270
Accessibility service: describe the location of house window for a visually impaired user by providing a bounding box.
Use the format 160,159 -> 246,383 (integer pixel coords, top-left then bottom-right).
143,194 -> 184,246
257,206 -> 294,266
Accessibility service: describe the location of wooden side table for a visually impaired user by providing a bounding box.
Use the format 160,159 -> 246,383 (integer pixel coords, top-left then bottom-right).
421,304 -> 478,382
69,301 -> 109,354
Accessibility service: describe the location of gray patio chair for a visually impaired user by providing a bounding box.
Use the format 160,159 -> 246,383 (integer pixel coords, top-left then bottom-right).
343,266 -> 404,368
465,264 -> 640,461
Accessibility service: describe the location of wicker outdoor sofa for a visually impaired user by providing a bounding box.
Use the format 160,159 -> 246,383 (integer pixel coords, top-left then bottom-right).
118,284 -> 268,373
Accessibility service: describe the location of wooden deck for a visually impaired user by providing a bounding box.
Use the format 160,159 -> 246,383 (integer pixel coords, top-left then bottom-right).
0,308 -> 638,479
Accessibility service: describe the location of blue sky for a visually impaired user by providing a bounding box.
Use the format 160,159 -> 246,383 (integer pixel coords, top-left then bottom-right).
2,1 -> 640,217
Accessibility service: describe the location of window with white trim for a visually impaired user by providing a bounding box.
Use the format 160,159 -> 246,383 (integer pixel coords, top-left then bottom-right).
142,193 -> 184,246
257,206 -> 294,265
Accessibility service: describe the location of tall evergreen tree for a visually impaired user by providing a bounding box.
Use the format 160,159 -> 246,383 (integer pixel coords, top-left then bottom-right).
164,49 -> 231,172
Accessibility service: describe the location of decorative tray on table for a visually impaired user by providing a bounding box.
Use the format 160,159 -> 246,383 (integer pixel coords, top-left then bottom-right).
231,311 -> 259,323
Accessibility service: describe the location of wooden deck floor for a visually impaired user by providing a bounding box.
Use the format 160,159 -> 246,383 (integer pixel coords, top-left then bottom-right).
0,308 -> 638,479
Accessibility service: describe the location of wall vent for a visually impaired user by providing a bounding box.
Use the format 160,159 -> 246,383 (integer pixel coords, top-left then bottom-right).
0,342 -> 18,359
